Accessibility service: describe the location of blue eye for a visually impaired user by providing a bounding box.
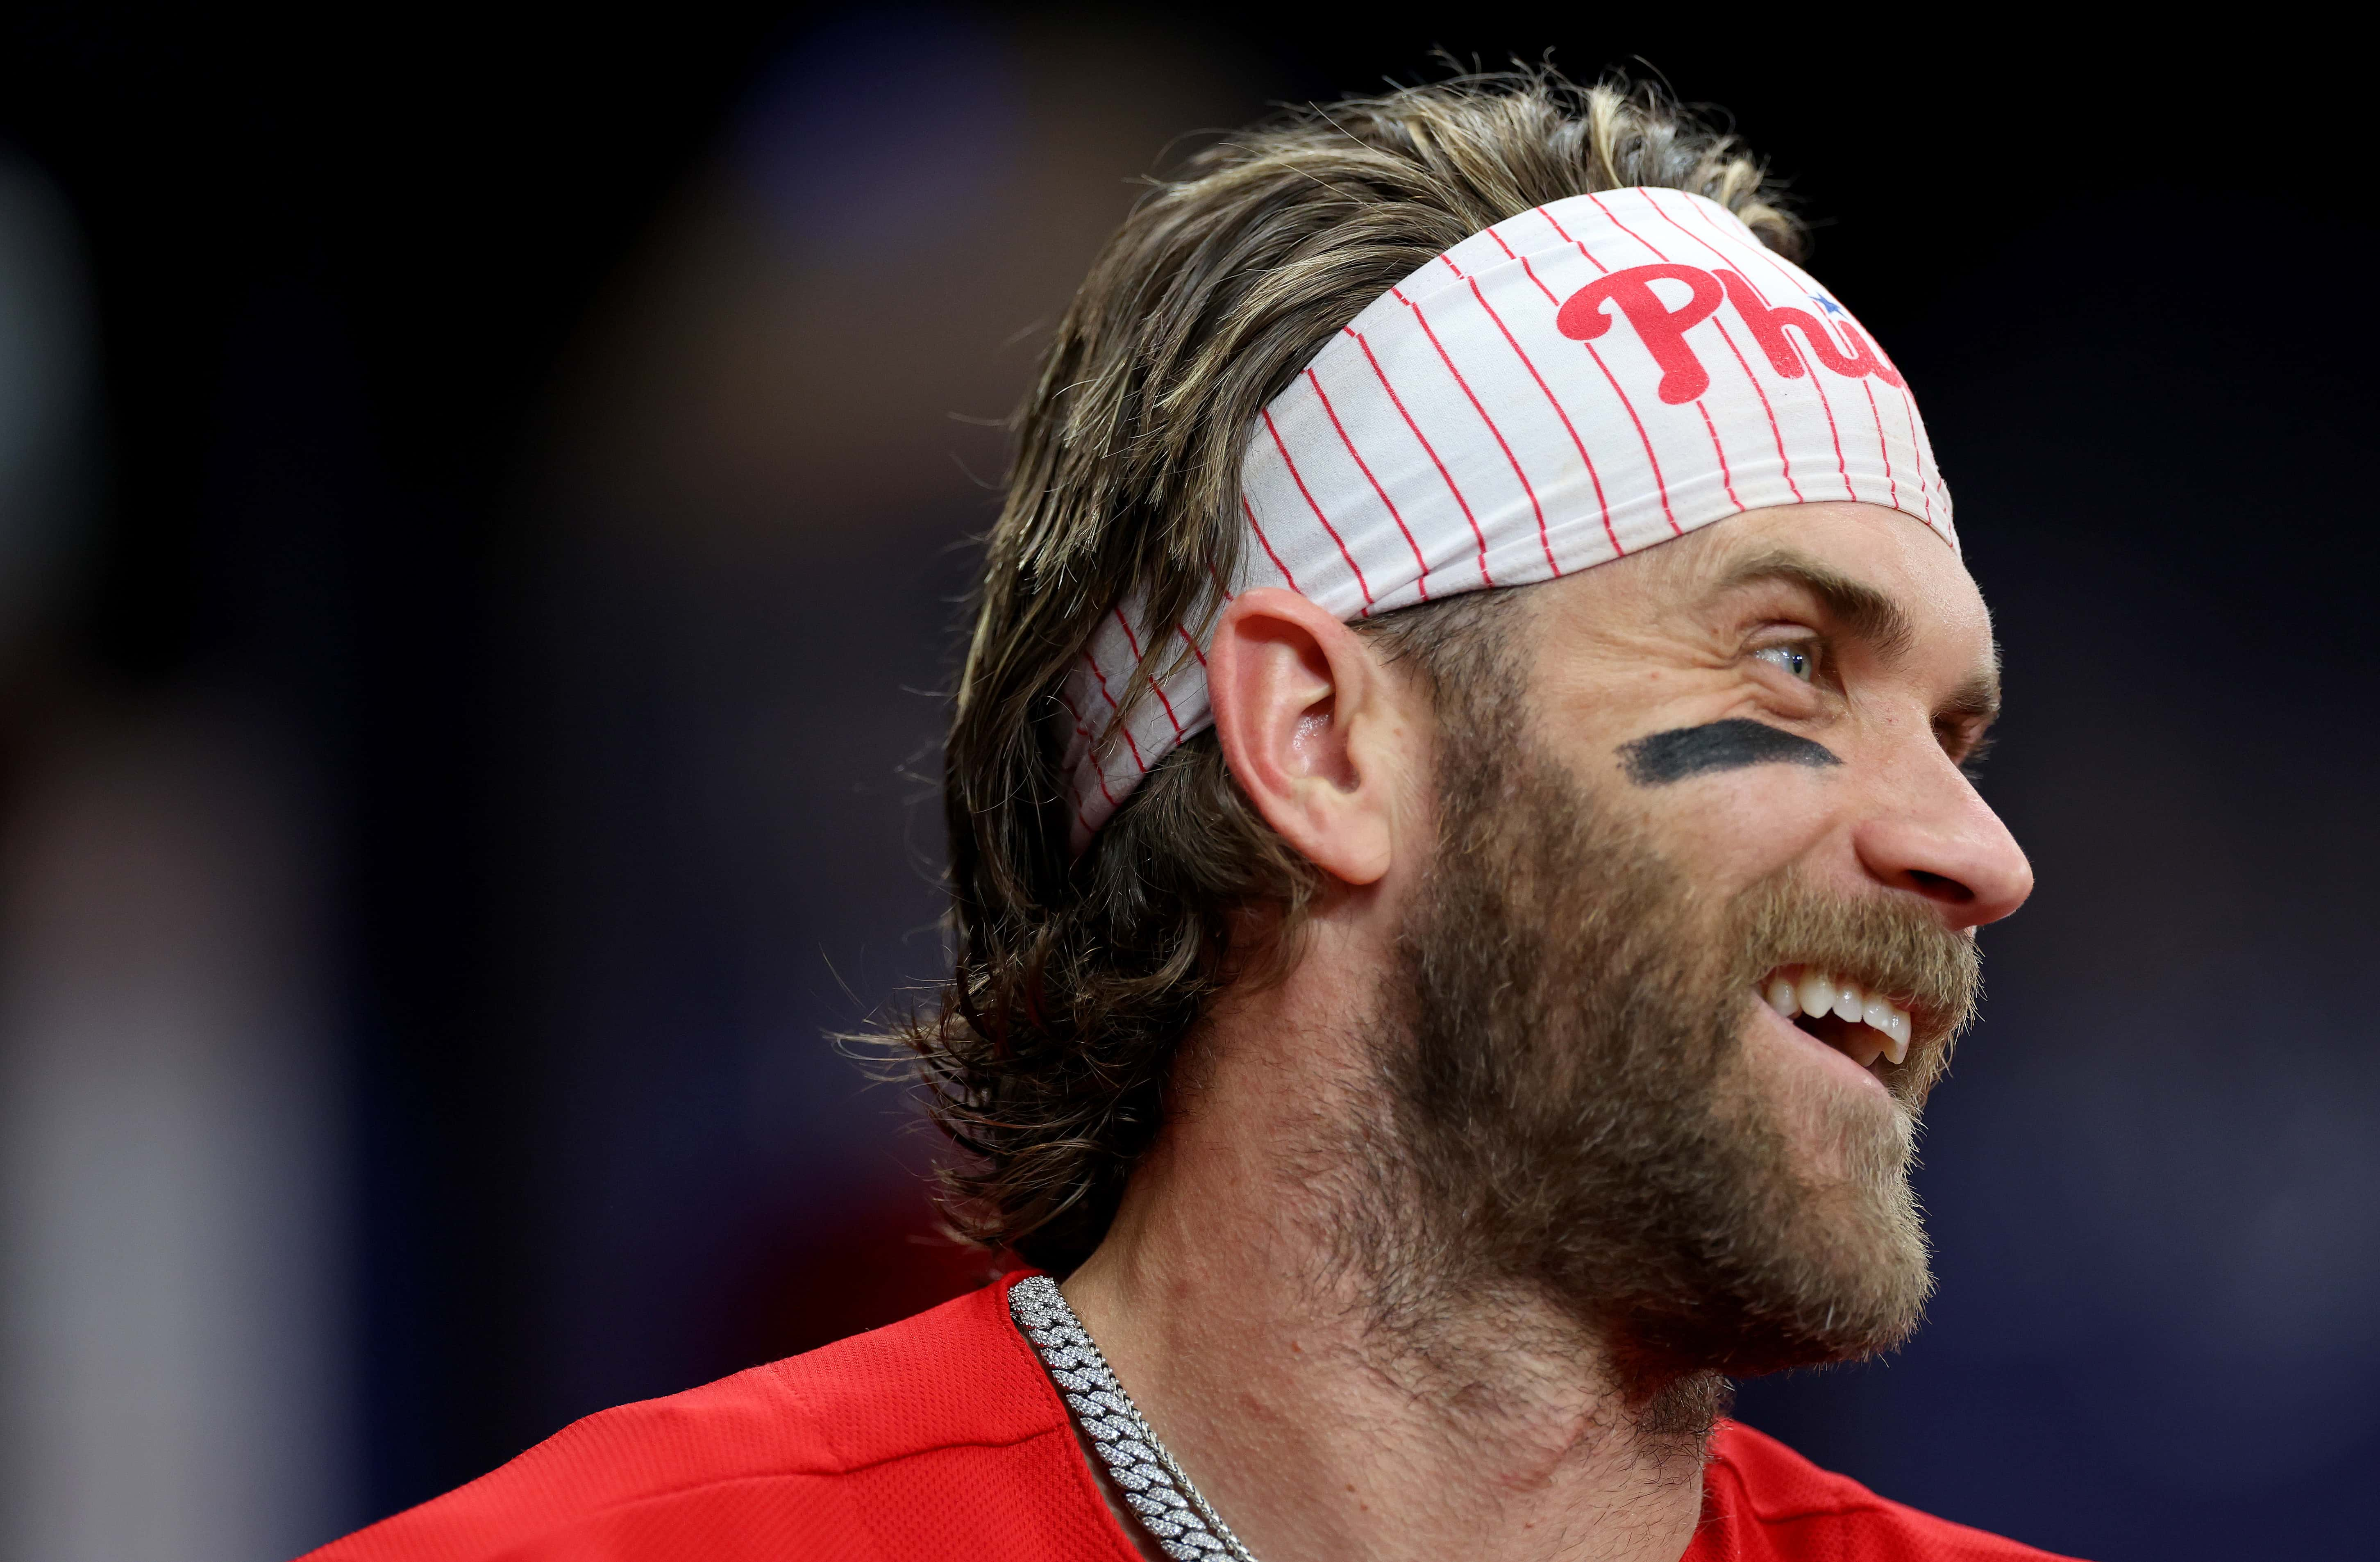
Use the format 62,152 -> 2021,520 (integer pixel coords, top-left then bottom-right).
1754,644 -> 1815,680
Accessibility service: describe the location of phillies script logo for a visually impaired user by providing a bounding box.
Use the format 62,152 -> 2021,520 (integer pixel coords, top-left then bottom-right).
1556,264 -> 1903,405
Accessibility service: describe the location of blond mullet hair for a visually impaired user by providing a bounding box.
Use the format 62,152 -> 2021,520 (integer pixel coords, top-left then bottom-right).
901,69 -> 1803,1272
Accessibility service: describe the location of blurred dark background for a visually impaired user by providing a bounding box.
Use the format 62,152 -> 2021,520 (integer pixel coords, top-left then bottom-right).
0,6 -> 2371,1559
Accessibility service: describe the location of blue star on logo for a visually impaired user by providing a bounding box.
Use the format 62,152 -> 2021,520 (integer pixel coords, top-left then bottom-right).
1811,293 -> 1848,316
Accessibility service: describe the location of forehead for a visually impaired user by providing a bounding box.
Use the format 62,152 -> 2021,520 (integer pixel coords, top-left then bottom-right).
1533,501 -> 1992,663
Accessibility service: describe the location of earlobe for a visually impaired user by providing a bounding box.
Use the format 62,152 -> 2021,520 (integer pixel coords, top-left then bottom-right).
1206,589 -> 1398,886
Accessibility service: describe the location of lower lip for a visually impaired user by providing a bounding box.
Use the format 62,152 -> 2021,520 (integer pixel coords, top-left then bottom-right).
1751,1000 -> 1892,1098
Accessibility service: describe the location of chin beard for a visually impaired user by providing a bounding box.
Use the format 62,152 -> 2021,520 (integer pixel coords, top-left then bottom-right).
1353,707 -> 1979,1412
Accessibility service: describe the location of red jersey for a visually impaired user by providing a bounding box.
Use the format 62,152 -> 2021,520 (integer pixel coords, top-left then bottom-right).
303,1271 -> 2076,1562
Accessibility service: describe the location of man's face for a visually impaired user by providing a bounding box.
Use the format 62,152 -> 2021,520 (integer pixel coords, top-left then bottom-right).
1378,502 -> 2029,1393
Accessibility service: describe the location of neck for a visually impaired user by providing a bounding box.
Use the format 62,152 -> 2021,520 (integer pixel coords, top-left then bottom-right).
1058,935 -> 1715,1562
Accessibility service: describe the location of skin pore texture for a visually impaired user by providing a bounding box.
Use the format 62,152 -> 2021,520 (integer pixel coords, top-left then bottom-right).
1059,502 -> 2032,1562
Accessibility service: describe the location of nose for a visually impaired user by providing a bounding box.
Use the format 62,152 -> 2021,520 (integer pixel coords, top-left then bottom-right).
1853,754 -> 2034,930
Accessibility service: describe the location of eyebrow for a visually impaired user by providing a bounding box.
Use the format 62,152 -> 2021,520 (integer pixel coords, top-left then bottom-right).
1711,547 -> 2003,726
1939,652 -> 2003,727
1710,548 -> 1918,663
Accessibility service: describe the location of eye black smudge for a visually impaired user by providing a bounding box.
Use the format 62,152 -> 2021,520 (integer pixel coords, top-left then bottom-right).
1617,718 -> 1842,786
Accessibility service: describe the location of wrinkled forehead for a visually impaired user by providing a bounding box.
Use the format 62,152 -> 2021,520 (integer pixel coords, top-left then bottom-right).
1678,501 -> 1975,599
1524,501 -> 1992,663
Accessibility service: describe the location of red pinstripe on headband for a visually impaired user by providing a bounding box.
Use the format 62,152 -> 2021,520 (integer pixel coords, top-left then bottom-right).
1060,186 -> 1951,850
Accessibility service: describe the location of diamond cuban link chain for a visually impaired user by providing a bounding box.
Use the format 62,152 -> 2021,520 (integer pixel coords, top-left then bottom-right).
1009,1276 -> 1263,1562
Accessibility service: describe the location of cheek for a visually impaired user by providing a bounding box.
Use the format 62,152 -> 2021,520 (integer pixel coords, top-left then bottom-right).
1611,765 -> 1839,886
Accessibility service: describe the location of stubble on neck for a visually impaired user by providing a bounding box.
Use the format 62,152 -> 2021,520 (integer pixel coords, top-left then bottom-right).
1061,990 -> 1719,1562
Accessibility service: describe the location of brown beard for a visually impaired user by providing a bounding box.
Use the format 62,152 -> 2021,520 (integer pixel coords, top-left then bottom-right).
1357,706 -> 1982,1422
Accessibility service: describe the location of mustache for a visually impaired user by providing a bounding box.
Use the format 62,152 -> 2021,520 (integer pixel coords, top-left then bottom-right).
1725,871 -> 1983,1096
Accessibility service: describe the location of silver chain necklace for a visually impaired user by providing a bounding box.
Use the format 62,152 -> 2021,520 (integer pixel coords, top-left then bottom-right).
1010,1276 -> 1263,1562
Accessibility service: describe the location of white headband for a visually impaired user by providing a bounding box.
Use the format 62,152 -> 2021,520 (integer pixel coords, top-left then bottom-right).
1061,185 -> 1951,849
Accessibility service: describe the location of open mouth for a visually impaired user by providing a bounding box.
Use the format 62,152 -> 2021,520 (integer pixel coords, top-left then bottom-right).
1760,965 -> 1912,1071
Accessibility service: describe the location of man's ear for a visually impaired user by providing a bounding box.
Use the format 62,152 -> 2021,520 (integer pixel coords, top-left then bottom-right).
1205,588 -> 1407,885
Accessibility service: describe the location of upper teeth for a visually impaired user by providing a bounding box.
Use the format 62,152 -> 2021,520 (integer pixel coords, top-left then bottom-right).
1762,968 -> 1912,1066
